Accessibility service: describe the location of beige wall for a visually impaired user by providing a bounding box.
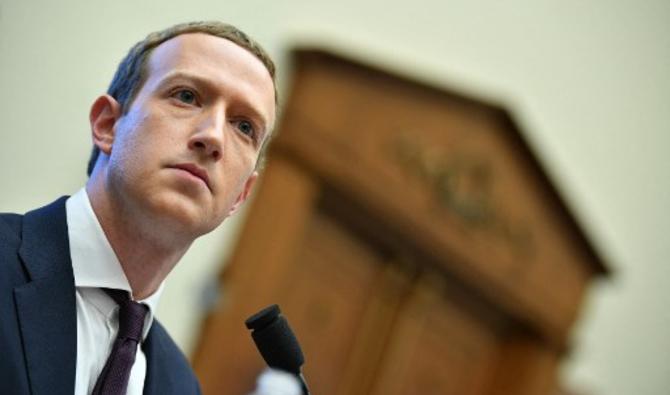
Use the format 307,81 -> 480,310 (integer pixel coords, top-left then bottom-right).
1,0 -> 668,394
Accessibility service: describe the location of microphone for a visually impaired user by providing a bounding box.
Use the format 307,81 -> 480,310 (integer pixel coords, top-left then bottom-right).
245,304 -> 310,395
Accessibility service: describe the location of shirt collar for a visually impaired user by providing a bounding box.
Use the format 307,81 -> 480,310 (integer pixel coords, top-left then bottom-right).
66,188 -> 163,337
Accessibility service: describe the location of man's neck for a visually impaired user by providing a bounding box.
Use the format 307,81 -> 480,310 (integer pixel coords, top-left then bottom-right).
85,181 -> 193,300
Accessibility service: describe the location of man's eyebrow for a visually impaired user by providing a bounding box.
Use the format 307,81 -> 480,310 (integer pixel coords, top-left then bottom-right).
157,71 -> 271,135
158,71 -> 209,88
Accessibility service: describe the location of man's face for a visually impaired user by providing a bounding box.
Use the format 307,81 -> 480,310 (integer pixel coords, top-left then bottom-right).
104,33 -> 276,237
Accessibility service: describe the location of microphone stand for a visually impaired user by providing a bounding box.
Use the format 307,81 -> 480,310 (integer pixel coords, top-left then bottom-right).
298,372 -> 310,395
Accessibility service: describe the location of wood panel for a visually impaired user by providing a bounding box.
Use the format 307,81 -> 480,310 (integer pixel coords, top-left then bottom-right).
271,209 -> 386,394
370,274 -> 500,395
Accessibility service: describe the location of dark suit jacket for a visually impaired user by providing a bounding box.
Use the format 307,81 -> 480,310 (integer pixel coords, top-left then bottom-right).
0,197 -> 201,395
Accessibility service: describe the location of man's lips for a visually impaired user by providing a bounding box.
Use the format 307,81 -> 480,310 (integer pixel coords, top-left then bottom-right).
169,163 -> 211,190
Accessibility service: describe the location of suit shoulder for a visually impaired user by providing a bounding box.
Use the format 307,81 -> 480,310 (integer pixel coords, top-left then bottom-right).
0,213 -> 23,273
0,212 -> 22,245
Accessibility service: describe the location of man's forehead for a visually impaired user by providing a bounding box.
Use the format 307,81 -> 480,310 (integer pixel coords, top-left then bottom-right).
142,32 -> 276,125
146,33 -> 270,81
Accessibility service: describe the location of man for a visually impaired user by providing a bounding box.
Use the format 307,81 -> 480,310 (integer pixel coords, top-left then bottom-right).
0,21 -> 277,395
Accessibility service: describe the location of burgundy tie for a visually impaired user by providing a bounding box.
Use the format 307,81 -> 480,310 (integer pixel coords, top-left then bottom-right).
92,289 -> 149,395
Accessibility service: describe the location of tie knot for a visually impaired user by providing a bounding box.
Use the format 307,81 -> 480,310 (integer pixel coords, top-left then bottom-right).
104,289 -> 148,342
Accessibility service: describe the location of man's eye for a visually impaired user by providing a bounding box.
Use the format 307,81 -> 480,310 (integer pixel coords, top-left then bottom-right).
174,89 -> 197,104
237,120 -> 255,138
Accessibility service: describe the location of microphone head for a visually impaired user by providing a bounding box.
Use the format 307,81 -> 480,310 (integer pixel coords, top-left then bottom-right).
245,304 -> 305,374
245,304 -> 281,331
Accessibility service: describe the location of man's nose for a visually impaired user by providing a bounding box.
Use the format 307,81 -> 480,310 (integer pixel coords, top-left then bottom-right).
188,109 -> 225,160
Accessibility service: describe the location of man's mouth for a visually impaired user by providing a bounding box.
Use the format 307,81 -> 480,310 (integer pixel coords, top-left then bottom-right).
170,163 -> 211,190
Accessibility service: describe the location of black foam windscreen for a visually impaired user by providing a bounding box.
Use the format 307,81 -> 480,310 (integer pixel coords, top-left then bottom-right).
245,304 -> 305,374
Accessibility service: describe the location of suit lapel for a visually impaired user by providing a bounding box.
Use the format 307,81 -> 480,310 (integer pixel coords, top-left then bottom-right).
14,197 -> 77,395
143,321 -> 202,394
143,324 -> 174,395
143,327 -> 161,395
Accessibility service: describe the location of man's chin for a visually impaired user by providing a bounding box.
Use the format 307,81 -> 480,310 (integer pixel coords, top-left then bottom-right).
142,193 -> 218,238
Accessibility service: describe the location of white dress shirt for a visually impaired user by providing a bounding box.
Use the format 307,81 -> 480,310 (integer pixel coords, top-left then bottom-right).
66,188 -> 163,395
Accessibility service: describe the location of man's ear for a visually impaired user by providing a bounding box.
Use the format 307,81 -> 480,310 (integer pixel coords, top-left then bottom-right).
227,171 -> 259,217
89,94 -> 122,155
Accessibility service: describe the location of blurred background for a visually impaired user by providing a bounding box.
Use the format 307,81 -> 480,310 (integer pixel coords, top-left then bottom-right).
0,0 -> 668,394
